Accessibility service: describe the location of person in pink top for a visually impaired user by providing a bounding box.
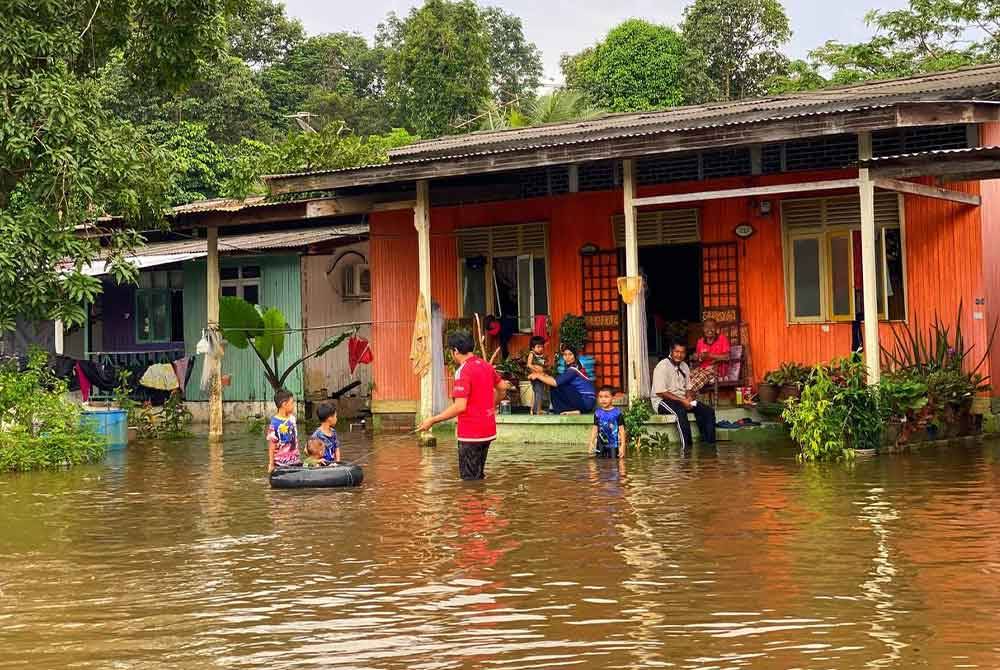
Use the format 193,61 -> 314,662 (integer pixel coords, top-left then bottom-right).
690,318 -> 731,391
417,331 -> 511,480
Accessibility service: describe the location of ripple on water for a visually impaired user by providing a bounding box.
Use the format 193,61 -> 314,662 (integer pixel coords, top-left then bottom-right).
2,436 -> 1000,668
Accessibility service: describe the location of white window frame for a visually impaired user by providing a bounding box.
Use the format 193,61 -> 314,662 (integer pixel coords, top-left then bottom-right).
782,194 -> 907,324
221,265 -> 261,304
457,224 -> 550,333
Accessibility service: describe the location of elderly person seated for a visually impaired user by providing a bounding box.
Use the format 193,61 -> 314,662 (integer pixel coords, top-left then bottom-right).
688,318 -> 731,393
651,341 -> 717,447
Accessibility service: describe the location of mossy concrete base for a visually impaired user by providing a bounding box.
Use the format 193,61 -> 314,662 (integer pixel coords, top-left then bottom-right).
430,408 -> 786,445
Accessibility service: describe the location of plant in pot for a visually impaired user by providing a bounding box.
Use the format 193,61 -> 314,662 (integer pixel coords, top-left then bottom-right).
556,314 -> 596,376
776,362 -> 811,400
878,374 -> 930,450
494,355 -> 528,407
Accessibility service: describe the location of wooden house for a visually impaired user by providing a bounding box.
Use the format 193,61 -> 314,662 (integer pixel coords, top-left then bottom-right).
257,65 -> 1000,428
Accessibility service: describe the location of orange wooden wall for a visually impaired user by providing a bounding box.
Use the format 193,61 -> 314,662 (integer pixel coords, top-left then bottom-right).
978,122 -> 1000,389
371,167 -> 991,406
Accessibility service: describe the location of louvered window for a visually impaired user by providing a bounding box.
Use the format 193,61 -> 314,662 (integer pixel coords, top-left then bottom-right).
781,194 -> 906,323
612,209 -> 700,247
457,223 -> 549,331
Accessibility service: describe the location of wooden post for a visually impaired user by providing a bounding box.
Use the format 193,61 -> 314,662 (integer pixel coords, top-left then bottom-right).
206,225 -> 223,439
415,180 -> 433,421
858,132 -> 881,384
623,159 -> 642,399
54,319 -> 64,356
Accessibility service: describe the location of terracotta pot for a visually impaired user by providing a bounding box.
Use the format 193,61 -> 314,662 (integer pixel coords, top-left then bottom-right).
757,383 -> 779,404
777,384 -> 801,401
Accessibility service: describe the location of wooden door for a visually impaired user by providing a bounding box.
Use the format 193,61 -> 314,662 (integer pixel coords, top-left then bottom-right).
581,250 -> 625,390
701,242 -> 741,341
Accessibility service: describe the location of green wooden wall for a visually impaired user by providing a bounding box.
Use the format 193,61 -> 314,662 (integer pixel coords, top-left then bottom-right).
183,255 -> 304,402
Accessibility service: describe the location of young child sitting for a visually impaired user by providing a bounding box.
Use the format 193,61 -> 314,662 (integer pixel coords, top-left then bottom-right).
304,438 -> 332,468
309,401 -> 341,464
266,389 -> 301,473
589,386 -> 626,459
525,336 -> 549,415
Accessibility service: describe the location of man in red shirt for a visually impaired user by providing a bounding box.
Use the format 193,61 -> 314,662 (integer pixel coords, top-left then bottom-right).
417,331 -> 511,480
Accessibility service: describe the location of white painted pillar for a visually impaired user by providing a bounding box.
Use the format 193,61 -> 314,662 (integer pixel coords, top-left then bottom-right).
415,180 -> 433,421
858,132 -> 881,384
54,319 -> 64,356
206,226 -> 223,439
623,159 -> 643,399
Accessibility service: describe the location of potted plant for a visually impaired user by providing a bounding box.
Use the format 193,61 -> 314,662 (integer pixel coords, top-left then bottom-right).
556,314 -> 596,377
777,362 -> 811,400
494,355 -> 527,406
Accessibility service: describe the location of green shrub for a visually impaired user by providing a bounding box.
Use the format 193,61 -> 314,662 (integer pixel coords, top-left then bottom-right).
784,356 -> 884,461
558,314 -> 587,352
623,399 -> 652,450
0,351 -> 103,472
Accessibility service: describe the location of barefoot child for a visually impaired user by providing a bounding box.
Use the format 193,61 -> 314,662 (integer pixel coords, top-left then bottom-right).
266,389 -> 301,473
524,336 -> 548,415
309,401 -> 341,464
589,386 -> 626,459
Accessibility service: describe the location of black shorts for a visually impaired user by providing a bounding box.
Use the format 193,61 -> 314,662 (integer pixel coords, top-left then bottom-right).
458,440 -> 492,480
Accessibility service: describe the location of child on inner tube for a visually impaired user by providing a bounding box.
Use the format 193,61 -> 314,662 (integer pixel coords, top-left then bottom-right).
303,401 -> 341,468
267,389 -> 301,473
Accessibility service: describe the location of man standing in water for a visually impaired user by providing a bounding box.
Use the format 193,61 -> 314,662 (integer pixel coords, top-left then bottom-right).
417,331 -> 511,480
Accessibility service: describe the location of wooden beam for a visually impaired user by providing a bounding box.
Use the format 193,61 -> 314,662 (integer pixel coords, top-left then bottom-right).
415,181 -> 433,423
872,159 -> 1000,181
206,226 -> 223,440
858,132 -> 881,384
631,179 -> 860,208
873,177 -> 981,206
622,159 -> 642,400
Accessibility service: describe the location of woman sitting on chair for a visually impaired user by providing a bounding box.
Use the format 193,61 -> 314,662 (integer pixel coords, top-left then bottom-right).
528,345 -> 596,414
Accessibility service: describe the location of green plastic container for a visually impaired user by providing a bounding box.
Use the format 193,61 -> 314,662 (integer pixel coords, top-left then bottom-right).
81,408 -> 129,449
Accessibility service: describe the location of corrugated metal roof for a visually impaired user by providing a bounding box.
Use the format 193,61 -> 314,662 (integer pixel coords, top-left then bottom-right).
391,64 -> 1000,161
263,102 -> 898,181
81,225 -> 368,276
859,145 -> 1000,163
169,196 -> 338,216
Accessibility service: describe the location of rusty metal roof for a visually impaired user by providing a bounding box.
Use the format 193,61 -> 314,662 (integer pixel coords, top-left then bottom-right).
169,195 -> 338,216
391,64 -> 1000,161
145,224 -> 368,255
859,145 -> 1000,164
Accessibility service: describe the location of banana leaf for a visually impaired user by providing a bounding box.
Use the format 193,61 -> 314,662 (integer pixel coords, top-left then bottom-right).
219,296 -> 264,350
254,307 -> 287,362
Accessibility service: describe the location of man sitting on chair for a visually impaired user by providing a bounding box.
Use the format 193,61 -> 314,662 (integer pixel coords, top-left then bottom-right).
689,318 -> 731,392
651,342 -> 717,447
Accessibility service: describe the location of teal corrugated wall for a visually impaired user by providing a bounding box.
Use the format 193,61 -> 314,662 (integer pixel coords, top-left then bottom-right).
184,255 -> 304,402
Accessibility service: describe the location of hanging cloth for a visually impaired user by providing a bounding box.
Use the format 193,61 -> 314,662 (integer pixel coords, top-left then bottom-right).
171,357 -> 190,392
75,362 -> 92,403
348,335 -> 373,374
410,295 -> 432,378
140,363 -> 180,391
533,315 -> 549,341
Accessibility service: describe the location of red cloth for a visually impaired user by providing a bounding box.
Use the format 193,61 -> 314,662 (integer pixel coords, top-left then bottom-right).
451,355 -> 502,442
75,362 -> 92,402
533,315 -> 548,341
696,333 -> 731,379
348,335 -> 373,374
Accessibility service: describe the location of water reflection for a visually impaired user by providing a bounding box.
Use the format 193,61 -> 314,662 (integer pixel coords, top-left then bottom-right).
2,436 -> 1000,668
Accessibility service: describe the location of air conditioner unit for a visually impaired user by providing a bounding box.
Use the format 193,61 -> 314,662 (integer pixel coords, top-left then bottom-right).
343,264 -> 371,299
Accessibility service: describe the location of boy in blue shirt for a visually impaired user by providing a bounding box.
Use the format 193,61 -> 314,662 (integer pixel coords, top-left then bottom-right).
309,401 -> 341,464
589,386 -> 626,459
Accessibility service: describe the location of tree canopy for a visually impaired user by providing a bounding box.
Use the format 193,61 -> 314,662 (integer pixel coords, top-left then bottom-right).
561,19 -> 710,113
682,0 -> 792,100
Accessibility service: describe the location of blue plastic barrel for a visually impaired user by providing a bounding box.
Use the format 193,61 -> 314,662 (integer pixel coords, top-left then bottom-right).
556,354 -> 597,379
81,409 -> 129,449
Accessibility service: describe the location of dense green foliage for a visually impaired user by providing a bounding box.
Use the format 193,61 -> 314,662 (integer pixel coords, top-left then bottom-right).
561,19 -> 709,112
682,0 -> 791,100
0,351 -> 103,471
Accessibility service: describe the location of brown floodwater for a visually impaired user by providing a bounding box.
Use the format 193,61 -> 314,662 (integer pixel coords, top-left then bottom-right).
2,434 -> 1000,669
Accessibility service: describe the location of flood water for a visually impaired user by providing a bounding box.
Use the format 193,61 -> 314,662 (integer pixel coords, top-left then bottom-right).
2,434 -> 1000,669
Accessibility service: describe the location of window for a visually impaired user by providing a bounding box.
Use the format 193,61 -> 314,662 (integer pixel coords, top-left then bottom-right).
221,265 -> 261,305
457,224 -> 549,331
782,194 -> 906,323
136,270 -> 183,343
